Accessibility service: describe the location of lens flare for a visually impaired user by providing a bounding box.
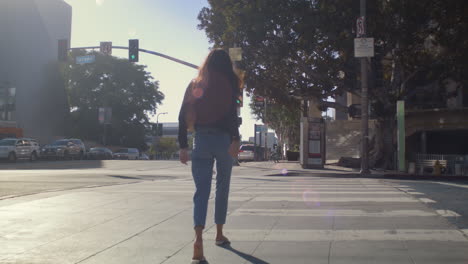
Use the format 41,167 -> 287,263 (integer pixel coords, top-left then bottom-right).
192,88 -> 204,98
302,189 -> 321,207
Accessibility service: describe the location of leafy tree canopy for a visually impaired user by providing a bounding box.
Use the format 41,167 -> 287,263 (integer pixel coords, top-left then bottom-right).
198,0 -> 468,119
62,50 -> 164,149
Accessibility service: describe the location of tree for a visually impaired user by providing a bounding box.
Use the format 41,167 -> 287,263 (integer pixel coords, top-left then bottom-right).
62,50 -> 164,149
249,96 -> 301,150
199,0 -> 468,168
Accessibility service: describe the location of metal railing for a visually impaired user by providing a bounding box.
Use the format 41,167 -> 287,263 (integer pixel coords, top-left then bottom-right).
413,153 -> 468,175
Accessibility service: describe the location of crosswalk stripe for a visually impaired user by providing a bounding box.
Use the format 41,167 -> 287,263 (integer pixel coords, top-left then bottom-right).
436,210 -> 461,217
419,198 -> 436,203
203,229 -> 468,242
229,196 -> 426,202
116,190 -> 406,195
136,187 -> 405,191
231,209 -> 442,217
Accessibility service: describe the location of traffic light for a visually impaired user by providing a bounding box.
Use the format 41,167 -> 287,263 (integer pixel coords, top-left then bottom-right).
129,39 -> 139,62
236,93 -> 243,107
100,42 -> 112,55
372,45 -> 384,89
58,39 -> 68,62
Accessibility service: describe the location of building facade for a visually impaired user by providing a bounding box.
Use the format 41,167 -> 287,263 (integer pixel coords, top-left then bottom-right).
0,0 -> 71,143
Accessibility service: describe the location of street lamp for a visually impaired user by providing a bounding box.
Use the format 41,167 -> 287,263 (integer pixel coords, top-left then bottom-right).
156,112 -> 168,125
156,112 -> 168,135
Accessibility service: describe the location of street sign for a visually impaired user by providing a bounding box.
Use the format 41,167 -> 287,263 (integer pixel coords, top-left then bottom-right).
98,107 -> 112,124
254,96 -> 265,107
76,55 -> 96,64
229,47 -> 242,61
100,42 -> 112,55
255,96 -> 264,102
356,16 -> 365,37
354,38 -> 374,57
255,125 -> 266,132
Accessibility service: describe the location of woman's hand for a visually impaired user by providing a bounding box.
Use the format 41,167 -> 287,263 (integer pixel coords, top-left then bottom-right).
228,140 -> 240,158
179,148 -> 188,165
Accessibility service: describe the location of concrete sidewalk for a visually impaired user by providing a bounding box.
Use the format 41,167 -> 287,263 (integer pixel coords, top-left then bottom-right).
1,168 -> 468,263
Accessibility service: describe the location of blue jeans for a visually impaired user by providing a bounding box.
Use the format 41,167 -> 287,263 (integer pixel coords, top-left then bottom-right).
191,128 -> 233,228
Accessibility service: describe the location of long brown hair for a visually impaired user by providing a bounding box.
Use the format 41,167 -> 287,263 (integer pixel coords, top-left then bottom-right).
194,48 -> 240,95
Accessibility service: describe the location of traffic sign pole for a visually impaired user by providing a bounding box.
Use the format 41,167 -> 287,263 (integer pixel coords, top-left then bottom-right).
359,0 -> 371,175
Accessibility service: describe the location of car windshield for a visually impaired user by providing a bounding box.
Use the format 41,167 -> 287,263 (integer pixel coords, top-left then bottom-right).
0,139 -> 16,146
51,141 -> 68,146
115,149 -> 128,153
240,145 -> 255,151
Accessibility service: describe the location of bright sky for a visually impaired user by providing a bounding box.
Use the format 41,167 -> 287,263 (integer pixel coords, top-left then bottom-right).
63,0 -> 259,140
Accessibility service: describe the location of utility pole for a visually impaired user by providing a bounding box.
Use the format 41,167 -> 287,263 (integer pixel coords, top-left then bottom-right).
359,0 -> 371,174
264,98 -> 268,161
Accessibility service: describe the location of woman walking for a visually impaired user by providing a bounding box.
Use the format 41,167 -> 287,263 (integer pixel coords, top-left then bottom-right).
178,49 -> 240,263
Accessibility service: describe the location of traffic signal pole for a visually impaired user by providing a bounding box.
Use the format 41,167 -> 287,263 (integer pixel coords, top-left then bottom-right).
69,45 -> 199,69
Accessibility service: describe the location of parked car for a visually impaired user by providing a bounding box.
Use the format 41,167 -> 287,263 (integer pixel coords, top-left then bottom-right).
113,148 -> 139,160
0,138 -> 40,162
139,153 -> 150,160
238,144 -> 255,162
41,139 -> 86,160
87,147 -> 113,160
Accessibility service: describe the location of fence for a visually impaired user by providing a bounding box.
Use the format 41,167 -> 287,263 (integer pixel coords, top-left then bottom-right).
151,152 -> 179,160
413,153 -> 468,175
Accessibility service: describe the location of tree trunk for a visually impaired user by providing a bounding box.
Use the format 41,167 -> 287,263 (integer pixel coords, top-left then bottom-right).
372,117 -> 396,170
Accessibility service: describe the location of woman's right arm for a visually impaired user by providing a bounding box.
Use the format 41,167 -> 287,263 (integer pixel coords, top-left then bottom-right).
178,83 -> 193,165
177,82 -> 192,150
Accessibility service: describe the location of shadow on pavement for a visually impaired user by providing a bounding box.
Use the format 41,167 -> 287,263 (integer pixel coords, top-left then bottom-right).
220,245 -> 269,264
0,160 -> 104,170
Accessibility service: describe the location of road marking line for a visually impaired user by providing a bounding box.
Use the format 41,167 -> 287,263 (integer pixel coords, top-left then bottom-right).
436,210 -> 461,217
232,209 -> 440,217
430,182 -> 468,189
204,229 -> 468,242
229,196 -> 422,202
461,229 -> 468,237
419,198 -> 436,203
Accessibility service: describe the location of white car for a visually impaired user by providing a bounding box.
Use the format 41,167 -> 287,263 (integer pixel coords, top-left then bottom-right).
238,144 -> 255,162
113,148 -> 140,160
0,138 -> 40,162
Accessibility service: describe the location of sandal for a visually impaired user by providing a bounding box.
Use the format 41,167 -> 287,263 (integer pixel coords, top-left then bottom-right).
191,257 -> 207,264
215,239 -> 231,246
